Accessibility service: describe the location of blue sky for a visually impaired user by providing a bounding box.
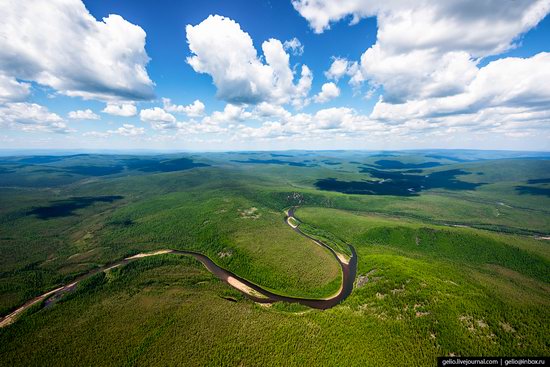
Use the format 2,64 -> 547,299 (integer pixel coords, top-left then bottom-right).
0,0 -> 549,151
82,0 -> 379,113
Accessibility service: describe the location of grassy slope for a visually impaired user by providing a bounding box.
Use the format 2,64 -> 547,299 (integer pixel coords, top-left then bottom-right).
252,158 -> 550,234
0,166 -> 344,314
0,253 -> 547,366
1,152 -> 549,365
98,188 -> 341,298
297,207 -> 549,282
2,155 -> 549,314
296,207 -> 549,355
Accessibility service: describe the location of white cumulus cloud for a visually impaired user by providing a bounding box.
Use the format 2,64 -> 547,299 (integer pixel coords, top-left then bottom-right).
0,73 -> 31,103
253,102 -> 292,120
107,124 -> 145,136
0,0 -> 154,102
283,37 -> 304,56
162,98 -> 206,117
314,82 -> 341,103
370,53 -> 550,122
231,106 -> 385,141
83,131 -> 110,138
140,107 -> 177,130
290,0 -> 550,144
186,15 -> 312,106
325,57 -> 360,86
0,102 -> 72,133
293,0 -> 550,103
68,109 -> 100,120
325,58 -> 349,81
203,104 -> 252,125
102,103 -> 137,117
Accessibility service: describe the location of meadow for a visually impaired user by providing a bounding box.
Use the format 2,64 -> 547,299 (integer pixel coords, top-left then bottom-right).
0,150 -> 548,365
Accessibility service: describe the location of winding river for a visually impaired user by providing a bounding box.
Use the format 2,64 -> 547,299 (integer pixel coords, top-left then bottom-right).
0,208 -> 357,328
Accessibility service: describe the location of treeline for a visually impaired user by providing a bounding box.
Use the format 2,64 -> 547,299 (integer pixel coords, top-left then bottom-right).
297,222 -> 352,258
360,226 -> 549,283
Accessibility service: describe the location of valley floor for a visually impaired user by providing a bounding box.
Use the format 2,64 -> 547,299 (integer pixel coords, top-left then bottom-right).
0,151 -> 548,365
